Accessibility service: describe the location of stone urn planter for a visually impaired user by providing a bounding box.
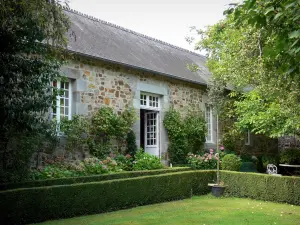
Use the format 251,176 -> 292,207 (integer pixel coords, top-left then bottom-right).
208,183 -> 227,197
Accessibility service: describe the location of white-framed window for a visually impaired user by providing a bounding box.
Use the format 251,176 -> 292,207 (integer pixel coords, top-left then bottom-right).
52,80 -> 72,125
140,93 -> 160,110
205,105 -> 213,143
245,130 -> 251,145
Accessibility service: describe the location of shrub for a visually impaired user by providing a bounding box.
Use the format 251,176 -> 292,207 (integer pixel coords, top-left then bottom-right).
163,108 -> 207,164
163,109 -> 188,164
0,167 -> 192,191
125,130 -> 137,156
184,111 -> 206,154
221,171 -> 300,205
0,170 -> 215,224
90,106 -> 137,156
240,162 -> 257,172
280,148 -> 300,165
60,115 -> 90,152
113,154 -> 133,171
187,151 -> 218,170
30,156 -> 121,180
83,157 -> 120,174
221,154 -> 241,171
133,149 -> 164,170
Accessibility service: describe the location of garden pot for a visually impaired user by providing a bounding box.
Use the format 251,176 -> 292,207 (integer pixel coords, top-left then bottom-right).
211,185 -> 226,197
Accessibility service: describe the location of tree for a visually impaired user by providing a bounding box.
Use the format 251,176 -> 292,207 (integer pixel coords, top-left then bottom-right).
195,0 -> 300,138
0,0 -> 70,182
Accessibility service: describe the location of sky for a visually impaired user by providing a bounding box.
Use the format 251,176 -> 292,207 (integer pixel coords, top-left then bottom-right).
69,0 -> 237,52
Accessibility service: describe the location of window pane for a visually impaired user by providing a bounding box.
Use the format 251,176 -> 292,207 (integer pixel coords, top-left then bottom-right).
65,82 -> 69,90
65,99 -> 69,107
60,98 -> 64,106
65,91 -> 69,98
60,82 -> 64,89
60,107 -> 64,115
65,107 -> 69,115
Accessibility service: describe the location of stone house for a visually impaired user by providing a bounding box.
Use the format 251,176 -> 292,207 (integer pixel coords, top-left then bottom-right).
55,9 -> 277,161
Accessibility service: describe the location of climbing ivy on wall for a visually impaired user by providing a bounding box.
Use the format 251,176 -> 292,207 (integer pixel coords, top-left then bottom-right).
163,108 -> 206,164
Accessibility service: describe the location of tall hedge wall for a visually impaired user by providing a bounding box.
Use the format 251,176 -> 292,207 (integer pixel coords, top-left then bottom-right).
0,167 -> 191,191
221,171 -> 300,205
0,170 -> 215,225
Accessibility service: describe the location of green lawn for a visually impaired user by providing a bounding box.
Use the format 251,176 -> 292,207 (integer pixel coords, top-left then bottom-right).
35,195 -> 300,225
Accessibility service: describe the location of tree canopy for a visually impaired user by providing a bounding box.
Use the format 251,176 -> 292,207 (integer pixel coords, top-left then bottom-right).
196,0 -> 300,138
0,0 -> 70,182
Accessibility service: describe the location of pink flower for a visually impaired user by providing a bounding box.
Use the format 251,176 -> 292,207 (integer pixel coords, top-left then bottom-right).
220,146 -> 225,151
125,154 -> 131,159
210,149 -> 214,154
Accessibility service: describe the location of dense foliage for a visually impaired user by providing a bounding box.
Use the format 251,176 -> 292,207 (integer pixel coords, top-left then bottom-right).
221,154 -> 241,171
163,108 -> 206,164
0,0 -> 70,182
279,148 -> 300,165
60,106 -> 137,158
0,167 -> 192,191
125,130 -> 138,156
195,0 -> 300,137
30,156 -> 121,180
221,171 -> 300,205
29,149 -> 163,180
0,171 -> 215,224
132,149 -> 164,171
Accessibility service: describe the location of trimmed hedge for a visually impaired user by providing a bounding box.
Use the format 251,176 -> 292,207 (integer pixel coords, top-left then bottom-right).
0,167 -> 191,191
0,170 -> 215,225
221,171 -> 300,205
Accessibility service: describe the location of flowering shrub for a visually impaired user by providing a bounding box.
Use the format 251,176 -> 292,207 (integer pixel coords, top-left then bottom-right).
30,156 -> 121,180
187,150 -> 219,170
113,154 -> 133,171
132,149 -> 164,171
83,157 -> 119,174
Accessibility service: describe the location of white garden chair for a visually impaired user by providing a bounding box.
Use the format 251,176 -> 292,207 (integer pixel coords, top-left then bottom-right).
267,164 -> 281,176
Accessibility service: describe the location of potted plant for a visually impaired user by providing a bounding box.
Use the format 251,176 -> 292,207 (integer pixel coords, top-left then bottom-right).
208,180 -> 226,197
207,115 -> 227,197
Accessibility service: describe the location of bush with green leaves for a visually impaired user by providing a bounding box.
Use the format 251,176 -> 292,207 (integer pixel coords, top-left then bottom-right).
60,115 -> 90,152
90,106 -> 137,157
1,167 -> 192,191
0,170 -> 215,224
125,130 -> 138,156
164,108 -> 206,164
280,148 -> 300,165
221,154 -> 241,171
113,154 -> 133,171
30,156 -> 122,180
133,149 -> 164,171
0,0 -> 70,183
59,106 -> 137,159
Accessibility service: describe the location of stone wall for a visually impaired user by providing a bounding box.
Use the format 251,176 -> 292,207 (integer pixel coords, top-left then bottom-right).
60,55 -> 209,162
64,56 -> 206,116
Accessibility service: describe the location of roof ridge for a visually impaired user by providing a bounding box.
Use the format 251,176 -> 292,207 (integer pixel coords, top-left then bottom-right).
63,6 -> 205,58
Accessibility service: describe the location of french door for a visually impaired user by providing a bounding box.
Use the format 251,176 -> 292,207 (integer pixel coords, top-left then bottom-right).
144,111 -> 159,156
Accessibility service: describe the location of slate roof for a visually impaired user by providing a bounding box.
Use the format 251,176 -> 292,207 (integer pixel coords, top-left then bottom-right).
65,9 -> 210,86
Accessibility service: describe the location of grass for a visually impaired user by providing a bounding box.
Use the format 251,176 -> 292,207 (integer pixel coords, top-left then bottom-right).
35,195 -> 300,225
